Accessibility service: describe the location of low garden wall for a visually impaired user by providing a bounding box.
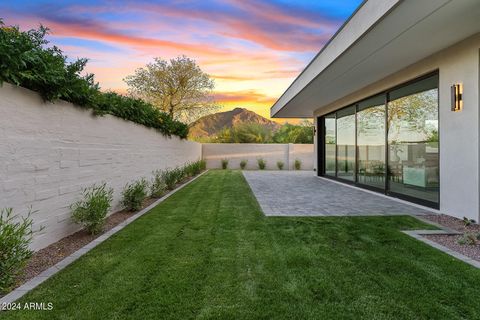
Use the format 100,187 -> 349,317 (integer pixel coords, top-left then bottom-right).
202,143 -> 314,170
0,83 -> 202,250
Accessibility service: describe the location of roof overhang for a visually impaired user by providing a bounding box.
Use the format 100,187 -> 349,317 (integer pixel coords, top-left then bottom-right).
271,0 -> 480,118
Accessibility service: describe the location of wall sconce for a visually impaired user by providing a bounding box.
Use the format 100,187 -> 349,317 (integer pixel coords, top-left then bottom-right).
451,83 -> 463,112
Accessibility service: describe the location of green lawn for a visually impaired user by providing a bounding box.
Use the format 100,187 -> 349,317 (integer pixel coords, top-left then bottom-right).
2,170 -> 480,319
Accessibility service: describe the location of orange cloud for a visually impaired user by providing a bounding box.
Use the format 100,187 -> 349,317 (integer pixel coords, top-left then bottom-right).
213,90 -> 277,105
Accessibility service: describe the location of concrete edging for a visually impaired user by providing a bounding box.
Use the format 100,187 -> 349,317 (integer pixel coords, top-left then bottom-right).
0,170 -> 209,307
404,216 -> 479,269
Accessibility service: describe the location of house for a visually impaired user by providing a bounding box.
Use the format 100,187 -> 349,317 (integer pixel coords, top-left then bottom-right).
271,0 -> 480,221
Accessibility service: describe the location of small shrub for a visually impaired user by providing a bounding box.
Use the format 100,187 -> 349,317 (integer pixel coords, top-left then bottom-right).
0,208 -> 38,294
221,159 -> 229,170
457,232 -> 477,245
294,159 -> 302,170
185,160 -> 203,177
150,170 -> 167,198
163,168 -> 181,190
463,217 -> 475,227
122,178 -> 148,211
71,183 -> 113,234
257,158 -> 266,170
277,161 -> 284,170
191,160 -> 204,175
240,160 -> 247,170
199,159 -> 207,171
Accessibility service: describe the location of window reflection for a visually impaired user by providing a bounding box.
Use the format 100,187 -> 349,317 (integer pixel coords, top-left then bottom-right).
387,77 -> 439,203
336,106 -> 355,181
325,114 -> 336,176
357,96 -> 385,189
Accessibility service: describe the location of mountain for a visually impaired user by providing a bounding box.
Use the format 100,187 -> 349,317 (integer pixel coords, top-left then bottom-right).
188,108 -> 281,139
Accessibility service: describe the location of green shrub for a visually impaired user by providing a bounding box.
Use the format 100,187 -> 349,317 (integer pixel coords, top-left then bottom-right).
150,170 -> 167,198
0,20 -> 188,139
162,161 -> 204,190
463,217 -> 475,227
221,159 -> 229,170
122,178 -> 148,211
185,162 -> 196,177
199,159 -> 206,171
175,167 -> 186,182
71,183 -> 113,235
189,160 -> 204,175
294,159 -> 302,170
457,232 -> 477,245
0,208 -> 38,294
277,161 -> 284,170
184,160 -> 204,177
163,168 -> 181,190
240,160 -> 247,170
257,158 -> 266,170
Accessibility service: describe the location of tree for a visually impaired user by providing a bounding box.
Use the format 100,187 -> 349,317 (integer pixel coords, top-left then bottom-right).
124,56 -> 220,123
215,123 -> 272,143
272,121 -> 313,144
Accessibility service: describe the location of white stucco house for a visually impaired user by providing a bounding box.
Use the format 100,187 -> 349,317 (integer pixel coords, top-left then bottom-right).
271,0 -> 480,221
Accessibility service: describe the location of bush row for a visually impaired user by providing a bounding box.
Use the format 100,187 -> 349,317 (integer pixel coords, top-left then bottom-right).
220,158 -> 302,170
0,20 -> 188,139
0,159 -> 206,294
74,159 -> 206,230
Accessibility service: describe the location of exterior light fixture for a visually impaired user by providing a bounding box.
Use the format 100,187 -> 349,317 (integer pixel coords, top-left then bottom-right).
451,83 -> 463,112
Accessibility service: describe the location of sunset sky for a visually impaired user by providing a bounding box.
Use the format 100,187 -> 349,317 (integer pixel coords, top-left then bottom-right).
2,0 -> 361,122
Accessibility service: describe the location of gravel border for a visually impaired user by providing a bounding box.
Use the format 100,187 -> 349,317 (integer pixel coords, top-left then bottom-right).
417,214 -> 480,263
402,229 -> 480,269
0,170 -> 208,308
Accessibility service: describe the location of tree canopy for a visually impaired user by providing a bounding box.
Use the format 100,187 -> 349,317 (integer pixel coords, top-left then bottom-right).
211,121 -> 313,144
125,56 -> 220,123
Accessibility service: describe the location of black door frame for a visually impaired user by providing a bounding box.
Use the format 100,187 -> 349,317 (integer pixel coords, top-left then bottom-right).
315,71 -> 440,209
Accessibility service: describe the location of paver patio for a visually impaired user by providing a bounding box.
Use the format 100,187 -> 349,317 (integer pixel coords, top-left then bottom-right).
243,171 -> 435,216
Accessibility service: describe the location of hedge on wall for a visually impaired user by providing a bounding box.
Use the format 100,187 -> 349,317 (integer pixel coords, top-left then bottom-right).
0,19 -> 188,139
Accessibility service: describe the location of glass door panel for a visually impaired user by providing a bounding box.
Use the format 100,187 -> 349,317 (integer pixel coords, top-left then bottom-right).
336,106 -> 355,181
357,95 -> 385,189
387,75 -> 439,205
324,113 -> 336,176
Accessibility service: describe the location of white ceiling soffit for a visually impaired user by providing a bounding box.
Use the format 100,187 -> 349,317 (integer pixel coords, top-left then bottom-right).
271,0 -> 480,118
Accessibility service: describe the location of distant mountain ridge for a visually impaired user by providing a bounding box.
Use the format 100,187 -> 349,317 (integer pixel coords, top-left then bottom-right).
188,108 -> 280,139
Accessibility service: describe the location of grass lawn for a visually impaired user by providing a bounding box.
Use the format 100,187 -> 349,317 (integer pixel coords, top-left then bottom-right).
2,170 -> 480,319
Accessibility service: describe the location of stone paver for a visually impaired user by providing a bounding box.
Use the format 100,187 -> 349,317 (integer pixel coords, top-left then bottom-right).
243,171 -> 436,216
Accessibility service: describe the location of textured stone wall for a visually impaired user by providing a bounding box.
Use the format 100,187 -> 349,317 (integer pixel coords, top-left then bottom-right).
0,83 -> 202,250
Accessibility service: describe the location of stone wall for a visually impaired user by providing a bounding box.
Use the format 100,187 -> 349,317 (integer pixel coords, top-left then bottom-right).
0,83 -> 202,250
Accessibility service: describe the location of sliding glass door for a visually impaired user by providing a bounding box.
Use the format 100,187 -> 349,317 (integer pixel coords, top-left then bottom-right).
325,114 -> 336,177
321,73 -> 439,208
336,106 -> 355,181
387,76 -> 439,204
357,95 -> 385,190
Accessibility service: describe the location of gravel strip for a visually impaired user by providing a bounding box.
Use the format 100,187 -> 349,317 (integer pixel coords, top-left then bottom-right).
424,234 -> 480,262
422,214 -> 480,233
421,214 -> 480,262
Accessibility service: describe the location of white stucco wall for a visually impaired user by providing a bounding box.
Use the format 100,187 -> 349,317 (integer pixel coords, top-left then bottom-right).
0,83 -> 202,250
202,143 -> 314,171
314,33 -> 480,221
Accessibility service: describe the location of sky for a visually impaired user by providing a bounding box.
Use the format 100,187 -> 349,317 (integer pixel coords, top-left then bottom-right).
1,0 -> 362,122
